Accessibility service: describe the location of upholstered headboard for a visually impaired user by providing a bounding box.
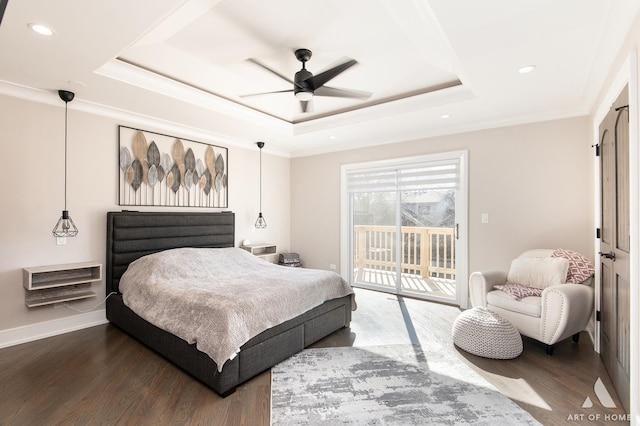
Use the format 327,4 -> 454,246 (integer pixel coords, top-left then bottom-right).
106,211 -> 235,294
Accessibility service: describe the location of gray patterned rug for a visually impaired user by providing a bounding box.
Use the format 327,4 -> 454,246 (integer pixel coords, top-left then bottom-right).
271,344 -> 541,425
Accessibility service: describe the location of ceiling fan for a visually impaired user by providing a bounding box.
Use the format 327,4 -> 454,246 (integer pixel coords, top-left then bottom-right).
242,48 -> 372,113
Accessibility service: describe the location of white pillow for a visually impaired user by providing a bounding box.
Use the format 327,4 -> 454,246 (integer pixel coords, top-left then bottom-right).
506,257 -> 569,289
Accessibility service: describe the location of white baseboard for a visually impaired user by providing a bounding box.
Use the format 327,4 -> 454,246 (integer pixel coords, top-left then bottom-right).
0,310 -> 108,349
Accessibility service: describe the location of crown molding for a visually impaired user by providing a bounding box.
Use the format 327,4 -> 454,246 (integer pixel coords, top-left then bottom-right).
0,79 -> 291,158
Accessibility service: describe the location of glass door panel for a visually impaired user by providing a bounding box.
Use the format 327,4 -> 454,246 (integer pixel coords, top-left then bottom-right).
352,192 -> 400,292
399,189 -> 456,301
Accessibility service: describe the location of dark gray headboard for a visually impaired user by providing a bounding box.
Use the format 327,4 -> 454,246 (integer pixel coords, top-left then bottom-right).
106,211 -> 235,294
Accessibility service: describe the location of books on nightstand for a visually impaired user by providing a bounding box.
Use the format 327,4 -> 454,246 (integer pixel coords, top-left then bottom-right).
279,253 -> 301,267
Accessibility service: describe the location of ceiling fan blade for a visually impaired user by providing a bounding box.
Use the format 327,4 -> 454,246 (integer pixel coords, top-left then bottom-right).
306,58 -> 357,90
314,86 -> 372,99
240,89 -> 293,98
247,58 -> 295,85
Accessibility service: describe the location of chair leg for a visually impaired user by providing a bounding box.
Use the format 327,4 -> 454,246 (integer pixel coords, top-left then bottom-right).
572,333 -> 580,343
545,344 -> 554,356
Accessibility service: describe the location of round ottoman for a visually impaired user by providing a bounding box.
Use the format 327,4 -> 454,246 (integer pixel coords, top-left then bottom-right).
452,307 -> 523,359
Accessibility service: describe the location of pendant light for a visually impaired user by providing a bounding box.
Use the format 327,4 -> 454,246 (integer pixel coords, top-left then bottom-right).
52,90 -> 79,238
255,141 -> 267,229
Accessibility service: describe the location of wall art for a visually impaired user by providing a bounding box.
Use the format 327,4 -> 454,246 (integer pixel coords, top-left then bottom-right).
118,126 -> 228,207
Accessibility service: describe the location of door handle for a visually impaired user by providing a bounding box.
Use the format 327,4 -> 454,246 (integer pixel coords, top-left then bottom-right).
598,251 -> 616,261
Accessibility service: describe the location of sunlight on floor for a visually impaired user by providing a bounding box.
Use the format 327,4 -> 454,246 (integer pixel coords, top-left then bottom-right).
369,287 -> 553,413
355,268 -> 456,299
477,371 -> 553,411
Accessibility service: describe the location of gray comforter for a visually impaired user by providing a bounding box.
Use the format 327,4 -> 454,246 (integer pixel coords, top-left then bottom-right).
119,247 -> 355,371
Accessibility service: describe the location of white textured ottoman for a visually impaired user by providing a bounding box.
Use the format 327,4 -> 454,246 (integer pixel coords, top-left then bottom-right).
452,307 -> 523,359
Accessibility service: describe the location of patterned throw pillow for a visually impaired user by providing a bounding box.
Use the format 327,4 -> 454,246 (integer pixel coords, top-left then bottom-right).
494,284 -> 543,300
551,249 -> 595,284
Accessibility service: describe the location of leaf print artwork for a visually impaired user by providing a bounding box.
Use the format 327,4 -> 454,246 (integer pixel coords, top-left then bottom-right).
148,164 -> 158,205
215,154 -> 226,206
130,159 -> 143,204
147,141 -> 161,205
161,153 -> 173,204
147,141 -> 161,168
118,126 -> 228,207
120,147 -> 132,202
170,163 -> 181,194
204,146 -> 217,207
184,148 -> 196,205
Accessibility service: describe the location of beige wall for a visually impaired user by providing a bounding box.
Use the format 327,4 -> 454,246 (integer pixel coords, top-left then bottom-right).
0,93 -> 290,332
0,93 -> 595,343
291,117 -> 594,276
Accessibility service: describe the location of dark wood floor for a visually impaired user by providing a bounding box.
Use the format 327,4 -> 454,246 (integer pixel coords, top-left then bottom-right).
0,288 -> 627,425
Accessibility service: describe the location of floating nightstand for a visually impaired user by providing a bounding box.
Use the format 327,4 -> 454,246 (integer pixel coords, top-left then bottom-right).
241,242 -> 277,261
23,261 -> 102,307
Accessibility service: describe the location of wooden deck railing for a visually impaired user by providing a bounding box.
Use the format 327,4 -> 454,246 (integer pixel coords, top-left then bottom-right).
354,225 -> 455,281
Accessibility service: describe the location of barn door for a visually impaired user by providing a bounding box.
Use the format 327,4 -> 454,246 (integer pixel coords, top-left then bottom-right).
598,85 -> 630,412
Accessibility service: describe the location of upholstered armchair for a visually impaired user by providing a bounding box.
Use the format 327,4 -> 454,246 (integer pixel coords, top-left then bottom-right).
469,249 -> 594,355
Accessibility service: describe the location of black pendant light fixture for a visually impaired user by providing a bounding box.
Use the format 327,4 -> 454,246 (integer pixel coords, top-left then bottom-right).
52,90 -> 79,238
255,141 -> 267,229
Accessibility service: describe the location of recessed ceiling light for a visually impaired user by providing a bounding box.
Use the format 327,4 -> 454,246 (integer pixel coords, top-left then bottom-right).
440,114 -> 451,119
28,23 -> 55,36
329,135 -> 337,140
518,65 -> 536,74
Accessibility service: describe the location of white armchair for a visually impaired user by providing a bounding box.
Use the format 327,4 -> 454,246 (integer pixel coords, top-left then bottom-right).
469,249 -> 594,355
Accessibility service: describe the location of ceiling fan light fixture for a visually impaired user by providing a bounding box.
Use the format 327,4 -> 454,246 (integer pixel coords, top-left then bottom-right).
295,91 -> 313,101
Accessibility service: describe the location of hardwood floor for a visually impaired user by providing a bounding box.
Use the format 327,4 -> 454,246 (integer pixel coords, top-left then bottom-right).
0,288 -> 627,425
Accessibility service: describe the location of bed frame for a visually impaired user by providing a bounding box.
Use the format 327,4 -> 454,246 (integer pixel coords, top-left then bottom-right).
106,211 -> 352,397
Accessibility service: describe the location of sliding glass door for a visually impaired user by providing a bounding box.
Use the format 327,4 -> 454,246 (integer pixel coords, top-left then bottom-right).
341,152 -> 467,306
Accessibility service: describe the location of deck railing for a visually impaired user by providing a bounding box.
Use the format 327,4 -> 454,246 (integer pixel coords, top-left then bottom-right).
354,225 -> 455,281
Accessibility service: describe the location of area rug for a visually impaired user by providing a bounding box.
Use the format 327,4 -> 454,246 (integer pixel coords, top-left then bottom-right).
271,344 -> 540,425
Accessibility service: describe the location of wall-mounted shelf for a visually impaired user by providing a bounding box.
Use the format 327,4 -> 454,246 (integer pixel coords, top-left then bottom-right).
241,243 -> 277,260
23,261 -> 102,307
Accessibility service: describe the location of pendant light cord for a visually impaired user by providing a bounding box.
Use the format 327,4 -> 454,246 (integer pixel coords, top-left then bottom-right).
64,100 -> 68,211
254,141 -> 266,228
259,146 -> 262,212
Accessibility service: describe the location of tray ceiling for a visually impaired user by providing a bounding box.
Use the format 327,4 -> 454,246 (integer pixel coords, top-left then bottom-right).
116,0 -> 464,123
0,0 -> 636,155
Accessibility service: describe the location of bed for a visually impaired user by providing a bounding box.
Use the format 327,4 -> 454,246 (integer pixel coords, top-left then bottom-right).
106,211 -> 354,397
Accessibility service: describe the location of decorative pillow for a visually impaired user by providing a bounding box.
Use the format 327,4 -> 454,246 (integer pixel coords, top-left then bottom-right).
494,284 -> 543,300
506,257 -> 569,289
551,249 -> 595,284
